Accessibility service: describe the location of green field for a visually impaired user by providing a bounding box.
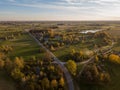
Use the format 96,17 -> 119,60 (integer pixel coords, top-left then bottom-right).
0,32 -> 44,60
106,29 -> 120,52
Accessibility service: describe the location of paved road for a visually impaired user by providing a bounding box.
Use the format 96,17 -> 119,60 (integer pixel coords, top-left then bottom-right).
27,31 -> 74,90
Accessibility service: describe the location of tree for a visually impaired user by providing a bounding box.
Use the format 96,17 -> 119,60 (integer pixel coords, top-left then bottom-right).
49,30 -> 54,38
99,73 -> 110,83
49,65 -> 55,72
56,42 -> 60,47
50,45 -> 55,51
51,79 -> 58,89
80,64 -> 100,83
44,52 -> 52,62
60,42 -> 64,46
95,55 -> 99,63
109,54 -> 120,64
66,60 -> 77,76
0,52 -> 6,60
59,77 -> 65,87
79,51 -> 84,61
11,68 -> 24,81
42,77 -> 50,90
4,58 -> 13,72
91,64 -> 99,80
14,57 -> 24,69
71,49 -> 76,55
0,59 -> 4,69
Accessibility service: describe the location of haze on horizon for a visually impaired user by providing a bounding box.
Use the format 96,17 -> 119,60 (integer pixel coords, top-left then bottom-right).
0,0 -> 120,21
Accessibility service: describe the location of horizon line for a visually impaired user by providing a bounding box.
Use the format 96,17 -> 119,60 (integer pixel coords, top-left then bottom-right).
1,20 -> 120,22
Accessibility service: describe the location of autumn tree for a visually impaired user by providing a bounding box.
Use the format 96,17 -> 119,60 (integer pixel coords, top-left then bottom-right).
14,57 -> 24,69
109,54 -> 120,64
99,73 -> 110,83
50,45 -> 55,51
0,52 -> 6,60
42,77 -> 50,90
51,79 -> 58,89
11,68 -> 24,81
49,30 -> 54,38
66,60 -> 77,76
48,65 -> 55,72
59,77 -> 65,87
0,59 -> 4,69
44,52 -> 52,62
4,58 -> 13,72
80,63 -> 110,84
95,55 -> 99,63
71,49 -> 76,55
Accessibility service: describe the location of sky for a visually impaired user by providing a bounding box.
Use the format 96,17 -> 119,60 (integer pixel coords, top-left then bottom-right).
0,0 -> 120,21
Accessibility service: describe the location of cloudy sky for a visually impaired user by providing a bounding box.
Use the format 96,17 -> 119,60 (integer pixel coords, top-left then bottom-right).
0,0 -> 120,21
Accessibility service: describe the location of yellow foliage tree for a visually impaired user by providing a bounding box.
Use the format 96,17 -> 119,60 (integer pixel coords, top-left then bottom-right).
11,68 -> 24,81
51,79 -> 58,88
50,45 -> 55,51
66,60 -> 77,76
0,59 -> 4,69
95,55 -> 99,62
59,77 -> 65,87
109,54 -> 120,64
42,77 -> 50,90
14,57 -> 24,69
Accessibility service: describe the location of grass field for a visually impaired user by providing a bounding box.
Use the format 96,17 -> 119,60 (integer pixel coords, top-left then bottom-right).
105,29 -> 120,52
0,32 -> 44,60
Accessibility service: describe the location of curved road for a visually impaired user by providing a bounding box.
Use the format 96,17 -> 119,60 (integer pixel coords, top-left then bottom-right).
78,42 -> 114,77
27,31 -> 74,90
